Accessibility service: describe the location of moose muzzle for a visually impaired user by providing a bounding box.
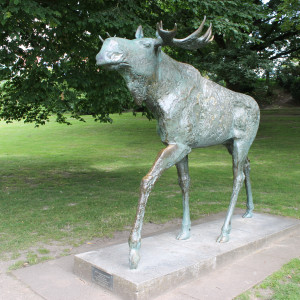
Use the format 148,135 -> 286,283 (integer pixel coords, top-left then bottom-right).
96,39 -> 125,68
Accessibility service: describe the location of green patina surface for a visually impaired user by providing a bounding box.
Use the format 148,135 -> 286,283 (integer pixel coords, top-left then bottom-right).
97,21 -> 260,268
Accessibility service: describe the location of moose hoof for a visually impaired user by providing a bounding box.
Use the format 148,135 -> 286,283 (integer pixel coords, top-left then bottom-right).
129,248 -> 140,269
176,230 -> 190,240
217,233 -> 229,243
243,210 -> 253,218
129,240 -> 141,269
176,224 -> 191,240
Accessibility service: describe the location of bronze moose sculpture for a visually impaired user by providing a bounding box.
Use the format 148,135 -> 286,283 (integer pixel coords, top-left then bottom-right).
96,17 -> 260,269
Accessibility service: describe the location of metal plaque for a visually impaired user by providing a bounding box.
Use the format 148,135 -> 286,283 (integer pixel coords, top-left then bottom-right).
92,266 -> 113,290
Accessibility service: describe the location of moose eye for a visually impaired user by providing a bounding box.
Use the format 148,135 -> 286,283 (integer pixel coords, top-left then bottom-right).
139,41 -> 151,48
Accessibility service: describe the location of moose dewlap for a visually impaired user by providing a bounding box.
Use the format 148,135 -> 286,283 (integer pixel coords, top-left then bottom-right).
96,17 -> 260,269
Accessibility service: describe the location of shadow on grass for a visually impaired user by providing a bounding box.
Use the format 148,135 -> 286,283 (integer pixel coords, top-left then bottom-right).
0,156 -> 236,254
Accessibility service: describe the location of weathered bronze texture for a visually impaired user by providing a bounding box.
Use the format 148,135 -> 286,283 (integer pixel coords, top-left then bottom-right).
96,17 -> 260,269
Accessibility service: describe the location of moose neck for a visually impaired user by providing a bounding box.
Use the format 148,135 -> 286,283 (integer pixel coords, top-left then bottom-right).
120,69 -> 157,106
118,52 -> 183,112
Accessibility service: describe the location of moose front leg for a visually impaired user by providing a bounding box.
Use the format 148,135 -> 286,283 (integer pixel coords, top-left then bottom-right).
176,155 -> 191,240
128,144 -> 191,269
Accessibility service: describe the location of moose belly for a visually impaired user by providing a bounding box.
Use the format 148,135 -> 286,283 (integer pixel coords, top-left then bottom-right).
192,96 -> 234,147
157,96 -> 234,148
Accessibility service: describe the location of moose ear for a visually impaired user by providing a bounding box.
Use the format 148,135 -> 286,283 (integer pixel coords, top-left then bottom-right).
135,25 -> 144,39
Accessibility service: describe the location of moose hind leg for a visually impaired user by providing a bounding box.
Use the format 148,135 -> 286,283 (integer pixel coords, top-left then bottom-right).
217,140 -> 247,243
176,155 -> 191,240
128,144 -> 191,269
243,157 -> 254,218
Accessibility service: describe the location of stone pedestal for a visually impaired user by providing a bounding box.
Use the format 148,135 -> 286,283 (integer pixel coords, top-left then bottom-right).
74,213 -> 299,300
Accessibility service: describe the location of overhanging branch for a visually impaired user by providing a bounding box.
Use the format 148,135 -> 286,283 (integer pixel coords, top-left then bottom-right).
269,47 -> 300,60
250,31 -> 297,52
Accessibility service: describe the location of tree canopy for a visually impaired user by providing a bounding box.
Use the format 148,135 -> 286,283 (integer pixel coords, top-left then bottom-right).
0,0 -> 299,125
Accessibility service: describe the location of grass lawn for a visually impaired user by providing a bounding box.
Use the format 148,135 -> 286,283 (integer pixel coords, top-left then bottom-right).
236,258 -> 300,300
0,108 -> 299,261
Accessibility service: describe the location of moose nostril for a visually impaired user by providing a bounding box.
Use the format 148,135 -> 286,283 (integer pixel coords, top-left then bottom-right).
106,51 -> 123,61
110,53 -> 123,61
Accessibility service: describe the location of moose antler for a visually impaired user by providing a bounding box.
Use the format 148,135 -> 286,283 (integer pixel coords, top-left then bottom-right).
155,16 -> 214,50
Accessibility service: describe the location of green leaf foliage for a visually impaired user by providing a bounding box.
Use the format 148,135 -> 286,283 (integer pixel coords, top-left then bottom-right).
0,0 -> 149,125
0,1 -> 299,124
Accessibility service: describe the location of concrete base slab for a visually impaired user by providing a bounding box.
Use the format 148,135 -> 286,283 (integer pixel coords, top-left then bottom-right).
156,229 -> 300,300
74,213 -> 299,300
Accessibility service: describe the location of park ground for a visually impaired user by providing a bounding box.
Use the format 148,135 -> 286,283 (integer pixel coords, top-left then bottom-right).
0,106 -> 299,298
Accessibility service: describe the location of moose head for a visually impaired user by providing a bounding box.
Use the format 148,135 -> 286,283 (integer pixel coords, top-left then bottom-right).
96,17 -> 213,78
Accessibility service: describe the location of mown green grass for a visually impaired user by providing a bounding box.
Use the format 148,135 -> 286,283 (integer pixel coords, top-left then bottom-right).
0,108 -> 299,256
236,258 -> 300,299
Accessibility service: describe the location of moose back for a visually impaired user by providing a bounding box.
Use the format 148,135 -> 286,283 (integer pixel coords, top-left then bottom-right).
96,18 -> 260,269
